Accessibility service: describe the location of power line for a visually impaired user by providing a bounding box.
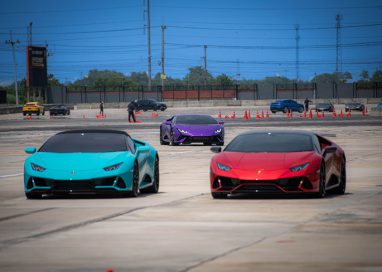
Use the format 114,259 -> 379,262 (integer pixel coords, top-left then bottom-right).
4,31 -> 20,105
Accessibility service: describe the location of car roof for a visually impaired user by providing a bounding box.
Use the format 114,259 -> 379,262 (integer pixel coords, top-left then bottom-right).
174,114 -> 213,117
57,129 -> 130,136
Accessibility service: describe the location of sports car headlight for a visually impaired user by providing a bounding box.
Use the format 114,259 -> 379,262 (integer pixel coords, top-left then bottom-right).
290,162 -> 309,172
217,162 -> 231,172
214,128 -> 222,134
104,162 -> 123,171
31,163 -> 46,172
178,129 -> 188,134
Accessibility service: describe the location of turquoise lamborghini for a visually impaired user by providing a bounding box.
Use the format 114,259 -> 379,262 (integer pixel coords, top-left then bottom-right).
24,130 -> 159,199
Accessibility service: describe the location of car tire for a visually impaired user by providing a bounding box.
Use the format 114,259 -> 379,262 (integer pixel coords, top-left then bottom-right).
141,156 -> 159,194
42,111 -> 45,116
159,127 -> 168,145
334,159 -> 346,195
298,107 -> 304,113
315,163 -> 326,198
211,192 -> 228,199
170,129 -> 178,146
23,112 -> 26,116
25,192 -> 43,199
128,162 -> 140,197
283,107 -> 288,113
160,107 -> 165,111
37,111 -> 40,116
271,110 -> 276,114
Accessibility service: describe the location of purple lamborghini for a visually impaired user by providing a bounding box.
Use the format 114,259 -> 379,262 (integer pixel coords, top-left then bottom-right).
160,114 -> 224,146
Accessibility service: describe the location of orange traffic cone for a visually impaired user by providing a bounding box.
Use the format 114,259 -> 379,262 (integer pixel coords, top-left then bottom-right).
308,109 -> 313,120
248,110 -> 251,118
218,111 -> 222,118
243,110 -> 248,120
362,108 -> 366,117
266,111 -> 270,119
339,109 -> 344,117
303,110 -> 306,118
231,112 -> 236,119
365,106 -> 368,114
346,110 -> 351,117
316,109 -> 319,118
332,109 -> 336,118
225,115 -> 230,119
261,110 -> 264,119
256,110 -> 261,119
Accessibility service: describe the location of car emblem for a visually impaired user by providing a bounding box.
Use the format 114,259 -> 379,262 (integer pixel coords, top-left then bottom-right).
71,170 -> 76,175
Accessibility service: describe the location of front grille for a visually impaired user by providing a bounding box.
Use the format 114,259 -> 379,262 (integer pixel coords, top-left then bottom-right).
32,177 -> 118,191
214,176 -> 311,193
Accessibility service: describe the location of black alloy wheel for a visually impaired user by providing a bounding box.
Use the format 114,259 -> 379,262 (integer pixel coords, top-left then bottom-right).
170,129 -> 178,146
142,156 -> 160,194
316,163 -> 326,198
129,162 -> 140,197
334,159 -> 346,194
283,106 -> 288,113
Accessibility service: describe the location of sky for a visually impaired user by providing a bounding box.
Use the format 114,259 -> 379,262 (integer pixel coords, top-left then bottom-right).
1,0 -> 382,85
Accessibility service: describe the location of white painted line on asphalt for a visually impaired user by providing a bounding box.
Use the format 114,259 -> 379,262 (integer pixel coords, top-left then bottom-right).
0,173 -> 23,178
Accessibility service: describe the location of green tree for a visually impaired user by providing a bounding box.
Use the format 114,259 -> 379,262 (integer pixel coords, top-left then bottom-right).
359,70 -> 369,81
183,66 -> 214,85
215,74 -> 234,87
371,70 -> 382,82
48,74 -> 62,86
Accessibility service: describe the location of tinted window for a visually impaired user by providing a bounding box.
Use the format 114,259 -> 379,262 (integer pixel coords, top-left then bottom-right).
174,115 -> 218,124
126,136 -> 136,154
225,133 -> 313,153
39,132 -> 127,153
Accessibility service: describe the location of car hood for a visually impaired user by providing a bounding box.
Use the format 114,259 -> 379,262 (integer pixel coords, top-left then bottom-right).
174,124 -> 222,136
217,151 -> 315,171
28,152 -> 129,171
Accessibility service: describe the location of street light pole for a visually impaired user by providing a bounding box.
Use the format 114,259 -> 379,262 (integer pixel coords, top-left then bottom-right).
5,31 -> 20,105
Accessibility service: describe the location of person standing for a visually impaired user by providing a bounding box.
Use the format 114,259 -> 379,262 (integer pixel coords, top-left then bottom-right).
304,98 -> 312,112
127,100 -> 137,123
99,101 -> 104,115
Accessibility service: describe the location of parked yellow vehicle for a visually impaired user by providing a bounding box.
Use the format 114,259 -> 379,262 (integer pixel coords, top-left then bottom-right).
22,102 -> 45,116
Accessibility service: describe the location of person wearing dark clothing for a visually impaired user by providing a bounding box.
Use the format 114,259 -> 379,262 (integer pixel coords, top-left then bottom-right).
99,101 -> 104,115
127,100 -> 137,123
304,98 -> 312,111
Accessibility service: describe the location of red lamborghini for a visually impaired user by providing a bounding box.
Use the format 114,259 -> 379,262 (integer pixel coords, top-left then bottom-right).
210,130 -> 346,198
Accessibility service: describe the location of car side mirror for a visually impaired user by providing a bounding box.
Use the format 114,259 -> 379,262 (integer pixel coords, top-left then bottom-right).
137,145 -> 150,153
210,146 -> 222,153
25,147 -> 36,154
324,146 -> 337,154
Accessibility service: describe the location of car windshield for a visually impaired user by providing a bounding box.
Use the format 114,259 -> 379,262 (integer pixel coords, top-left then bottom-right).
39,132 -> 127,153
174,115 -> 218,124
225,132 -> 314,153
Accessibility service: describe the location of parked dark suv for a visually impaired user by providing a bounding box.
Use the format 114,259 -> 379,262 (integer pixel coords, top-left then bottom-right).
136,99 -> 167,111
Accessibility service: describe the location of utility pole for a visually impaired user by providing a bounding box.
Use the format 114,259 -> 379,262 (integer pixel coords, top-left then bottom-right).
204,45 -> 207,86
161,25 -> 166,93
336,14 -> 342,82
295,24 -> 300,82
5,31 -> 20,105
27,22 -> 32,46
147,0 -> 152,91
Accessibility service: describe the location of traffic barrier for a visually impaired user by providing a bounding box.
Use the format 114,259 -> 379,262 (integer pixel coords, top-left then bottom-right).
218,111 -> 221,118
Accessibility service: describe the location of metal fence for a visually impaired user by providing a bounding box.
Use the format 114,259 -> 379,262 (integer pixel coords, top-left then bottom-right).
49,82 -> 382,104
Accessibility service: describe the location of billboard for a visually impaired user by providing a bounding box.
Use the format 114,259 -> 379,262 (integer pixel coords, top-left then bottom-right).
26,46 -> 47,88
